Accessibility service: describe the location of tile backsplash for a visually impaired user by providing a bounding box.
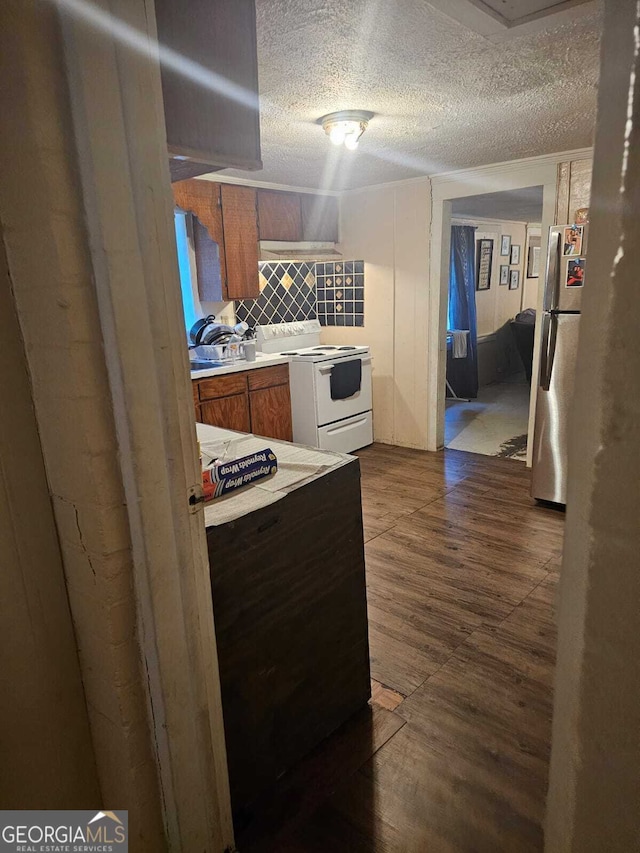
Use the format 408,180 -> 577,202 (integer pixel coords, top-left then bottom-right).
316,261 -> 364,328
235,260 -> 365,329
235,262 -> 316,327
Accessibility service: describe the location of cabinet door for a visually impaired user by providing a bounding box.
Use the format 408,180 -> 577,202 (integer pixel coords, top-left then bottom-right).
173,180 -> 227,296
155,0 -> 262,177
301,193 -> 339,243
257,190 -> 303,241
200,394 -> 251,433
220,185 -> 260,300
249,385 -> 293,442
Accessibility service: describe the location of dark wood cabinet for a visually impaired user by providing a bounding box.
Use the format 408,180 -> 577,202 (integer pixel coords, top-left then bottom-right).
220,185 -> 260,300
155,0 -> 262,181
249,385 -> 293,442
173,180 -> 227,301
257,190 -> 303,241
174,180 -> 259,301
193,364 -> 293,441
257,189 -> 339,243
200,395 -> 251,433
206,458 -> 370,818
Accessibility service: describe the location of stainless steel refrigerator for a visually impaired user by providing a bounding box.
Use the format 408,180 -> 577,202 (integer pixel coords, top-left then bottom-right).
531,224 -> 588,504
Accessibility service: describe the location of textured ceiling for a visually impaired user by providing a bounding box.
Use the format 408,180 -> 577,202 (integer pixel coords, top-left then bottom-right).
222,0 -> 603,191
452,186 -> 544,221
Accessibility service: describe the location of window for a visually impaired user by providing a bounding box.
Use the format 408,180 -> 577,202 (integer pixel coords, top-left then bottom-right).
174,209 -> 198,335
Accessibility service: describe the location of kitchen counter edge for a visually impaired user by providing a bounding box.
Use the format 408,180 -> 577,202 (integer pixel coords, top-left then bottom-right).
190,352 -> 290,380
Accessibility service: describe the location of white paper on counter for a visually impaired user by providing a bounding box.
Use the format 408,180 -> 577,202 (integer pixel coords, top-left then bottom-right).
196,423 -> 349,525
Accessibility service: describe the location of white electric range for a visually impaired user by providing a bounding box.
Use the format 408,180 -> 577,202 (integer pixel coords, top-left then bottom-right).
255,320 -> 373,453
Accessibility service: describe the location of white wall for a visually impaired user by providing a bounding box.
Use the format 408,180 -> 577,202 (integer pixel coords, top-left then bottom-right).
324,179 -> 431,448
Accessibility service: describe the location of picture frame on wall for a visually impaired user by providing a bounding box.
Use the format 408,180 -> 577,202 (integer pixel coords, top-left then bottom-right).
527,237 -> 541,278
510,244 -> 521,265
509,269 -> 520,290
500,234 -> 511,256
476,238 -> 494,291
499,265 -> 509,285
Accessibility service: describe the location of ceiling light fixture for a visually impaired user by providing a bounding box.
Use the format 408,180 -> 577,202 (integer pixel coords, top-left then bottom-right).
319,110 -> 374,151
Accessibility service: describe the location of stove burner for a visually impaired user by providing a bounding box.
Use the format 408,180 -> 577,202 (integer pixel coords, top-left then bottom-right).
338,346 -> 357,351
315,346 -> 337,350
299,352 -> 321,356
280,351 -> 299,355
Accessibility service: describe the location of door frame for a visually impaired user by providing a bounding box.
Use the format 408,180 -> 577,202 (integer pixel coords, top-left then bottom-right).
58,1 -> 234,849
426,152 -> 590,462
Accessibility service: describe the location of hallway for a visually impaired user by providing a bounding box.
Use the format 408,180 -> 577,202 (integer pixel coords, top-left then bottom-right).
238,445 -> 564,852
445,376 -> 531,460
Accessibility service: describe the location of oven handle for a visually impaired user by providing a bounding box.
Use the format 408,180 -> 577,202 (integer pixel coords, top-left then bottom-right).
318,356 -> 371,374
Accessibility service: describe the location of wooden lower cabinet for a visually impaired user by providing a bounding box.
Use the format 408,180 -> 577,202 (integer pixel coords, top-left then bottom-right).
193,364 -> 293,441
200,394 -> 251,433
249,385 -> 293,441
206,459 -> 370,821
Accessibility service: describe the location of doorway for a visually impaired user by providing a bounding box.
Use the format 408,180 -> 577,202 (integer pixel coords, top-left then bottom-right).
427,157 -> 561,461
444,187 -> 543,460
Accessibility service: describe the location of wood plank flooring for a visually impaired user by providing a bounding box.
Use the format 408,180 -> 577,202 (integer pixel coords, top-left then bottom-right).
236,444 -> 564,853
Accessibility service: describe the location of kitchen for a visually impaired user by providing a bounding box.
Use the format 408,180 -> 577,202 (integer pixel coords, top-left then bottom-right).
3,1 -> 629,852
155,0 -> 590,842
158,0 -> 600,849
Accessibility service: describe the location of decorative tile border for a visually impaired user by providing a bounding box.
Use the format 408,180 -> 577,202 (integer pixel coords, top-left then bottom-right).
235,260 -> 365,328
316,261 -> 364,327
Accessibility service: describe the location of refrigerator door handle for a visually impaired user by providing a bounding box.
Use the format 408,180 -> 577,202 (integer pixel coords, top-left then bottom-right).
544,229 -> 561,311
540,312 -> 558,391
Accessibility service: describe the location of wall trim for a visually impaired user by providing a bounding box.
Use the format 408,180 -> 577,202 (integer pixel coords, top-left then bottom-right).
341,174 -> 432,196
196,172 -> 341,196
431,147 -> 593,185
196,148 -> 593,200
451,216 -> 542,226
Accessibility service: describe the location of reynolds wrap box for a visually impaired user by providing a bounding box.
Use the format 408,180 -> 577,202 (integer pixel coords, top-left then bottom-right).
202,448 -> 278,501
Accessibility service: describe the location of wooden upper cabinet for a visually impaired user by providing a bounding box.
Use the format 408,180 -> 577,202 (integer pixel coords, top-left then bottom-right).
154,0 -> 262,180
301,193 -> 339,243
257,190 -> 339,243
174,180 -> 260,301
173,180 -> 227,301
220,185 -> 260,300
257,190 -> 303,241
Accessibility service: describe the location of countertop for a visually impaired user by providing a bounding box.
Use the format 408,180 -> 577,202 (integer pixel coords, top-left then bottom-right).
190,351 -> 290,380
196,423 -> 353,527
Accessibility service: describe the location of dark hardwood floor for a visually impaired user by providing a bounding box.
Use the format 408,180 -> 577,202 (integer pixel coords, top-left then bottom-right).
236,444 -> 564,853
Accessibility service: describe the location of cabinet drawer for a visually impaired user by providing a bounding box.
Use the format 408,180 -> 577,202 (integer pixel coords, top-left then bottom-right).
198,373 -> 248,401
247,364 -> 289,391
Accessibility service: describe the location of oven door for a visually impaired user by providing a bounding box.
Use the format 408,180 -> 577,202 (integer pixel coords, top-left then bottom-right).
314,355 -> 372,426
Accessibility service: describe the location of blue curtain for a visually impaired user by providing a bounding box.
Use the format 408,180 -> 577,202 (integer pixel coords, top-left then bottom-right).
447,225 -> 479,399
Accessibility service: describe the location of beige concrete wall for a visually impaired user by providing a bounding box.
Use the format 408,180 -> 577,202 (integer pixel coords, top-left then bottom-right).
0,237 -> 100,808
325,180 -> 431,448
546,1 -> 640,850
0,3 -> 165,846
